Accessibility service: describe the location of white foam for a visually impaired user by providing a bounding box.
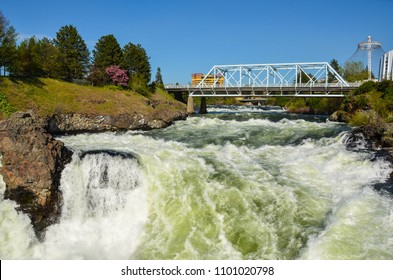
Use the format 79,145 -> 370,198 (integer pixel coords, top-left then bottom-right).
30,153 -> 148,259
1,111 -> 392,259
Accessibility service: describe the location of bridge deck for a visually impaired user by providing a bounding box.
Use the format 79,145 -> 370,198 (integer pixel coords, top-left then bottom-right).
166,85 -> 357,97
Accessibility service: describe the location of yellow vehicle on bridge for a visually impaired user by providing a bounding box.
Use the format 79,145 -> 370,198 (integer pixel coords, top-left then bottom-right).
192,73 -> 224,86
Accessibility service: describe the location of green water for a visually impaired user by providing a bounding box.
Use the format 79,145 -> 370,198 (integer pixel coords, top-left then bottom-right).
1,106 -> 393,259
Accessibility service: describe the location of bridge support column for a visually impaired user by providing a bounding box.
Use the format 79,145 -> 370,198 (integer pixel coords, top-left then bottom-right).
187,96 -> 194,114
200,97 -> 207,114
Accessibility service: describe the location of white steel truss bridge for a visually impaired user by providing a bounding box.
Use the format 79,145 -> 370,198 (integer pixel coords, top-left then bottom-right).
165,62 -> 359,98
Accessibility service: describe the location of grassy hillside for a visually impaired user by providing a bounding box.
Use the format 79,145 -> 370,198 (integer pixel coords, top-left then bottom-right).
0,77 -> 184,120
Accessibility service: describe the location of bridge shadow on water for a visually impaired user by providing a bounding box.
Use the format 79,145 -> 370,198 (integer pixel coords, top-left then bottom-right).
204,105 -> 331,123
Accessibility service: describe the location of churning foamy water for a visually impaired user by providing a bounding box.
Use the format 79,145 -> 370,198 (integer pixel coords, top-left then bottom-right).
1,106 -> 393,259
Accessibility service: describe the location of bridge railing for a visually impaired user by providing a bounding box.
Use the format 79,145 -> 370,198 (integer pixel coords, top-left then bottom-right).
165,84 -> 190,88
165,82 -> 362,90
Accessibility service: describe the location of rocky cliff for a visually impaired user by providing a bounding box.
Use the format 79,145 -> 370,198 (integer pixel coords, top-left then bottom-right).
0,111 -> 73,239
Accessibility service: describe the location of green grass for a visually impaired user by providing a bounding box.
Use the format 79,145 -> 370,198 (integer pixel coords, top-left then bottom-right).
0,91 -> 17,118
0,77 -> 184,119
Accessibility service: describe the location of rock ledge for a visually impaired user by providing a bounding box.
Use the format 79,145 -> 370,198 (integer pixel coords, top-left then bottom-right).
0,111 -> 72,239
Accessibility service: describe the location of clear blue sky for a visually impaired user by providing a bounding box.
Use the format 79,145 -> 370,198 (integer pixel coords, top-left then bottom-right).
1,0 -> 393,84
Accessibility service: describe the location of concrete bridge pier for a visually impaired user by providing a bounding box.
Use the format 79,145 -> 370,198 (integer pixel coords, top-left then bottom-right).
187,96 -> 194,114
200,97 -> 207,114
187,96 -> 208,114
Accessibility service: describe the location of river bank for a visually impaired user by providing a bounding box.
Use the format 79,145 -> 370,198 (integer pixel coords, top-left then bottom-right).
327,81 -> 393,160
0,77 -> 188,131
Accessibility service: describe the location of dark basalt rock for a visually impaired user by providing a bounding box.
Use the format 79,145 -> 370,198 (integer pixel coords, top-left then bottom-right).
0,111 -> 73,239
80,149 -> 139,161
342,128 -> 372,150
372,155 -> 393,195
344,127 -> 393,195
328,110 -> 350,123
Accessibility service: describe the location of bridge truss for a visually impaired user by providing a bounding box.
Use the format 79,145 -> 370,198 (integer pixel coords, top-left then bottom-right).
166,62 -> 357,97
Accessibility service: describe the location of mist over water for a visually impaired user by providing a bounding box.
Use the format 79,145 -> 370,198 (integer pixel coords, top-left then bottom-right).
1,105 -> 393,259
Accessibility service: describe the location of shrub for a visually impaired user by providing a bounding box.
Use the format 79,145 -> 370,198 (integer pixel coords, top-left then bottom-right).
349,110 -> 371,126
287,98 -> 307,109
353,81 -> 376,95
0,92 -> 17,117
377,80 -> 393,95
135,87 -> 150,97
353,94 -> 369,110
88,67 -> 109,86
349,110 -> 381,127
105,65 -> 129,87
129,72 -> 150,97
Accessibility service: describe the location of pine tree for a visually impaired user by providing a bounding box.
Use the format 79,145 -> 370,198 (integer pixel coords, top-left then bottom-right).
155,67 -> 164,89
121,43 -> 151,86
90,34 -> 123,85
0,11 -> 17,76
329,59 -> 343,82
93,34 -> 123,69
9,37 -> 61,78
54,25 -> 90,80
36,37 -> 61,78
10,37 -> 41,77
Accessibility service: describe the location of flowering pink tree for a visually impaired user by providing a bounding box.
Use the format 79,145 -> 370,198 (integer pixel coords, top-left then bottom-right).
105,65 -> 129,86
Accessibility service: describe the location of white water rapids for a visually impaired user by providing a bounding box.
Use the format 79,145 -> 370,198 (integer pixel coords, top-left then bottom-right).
1,106 -> 393,259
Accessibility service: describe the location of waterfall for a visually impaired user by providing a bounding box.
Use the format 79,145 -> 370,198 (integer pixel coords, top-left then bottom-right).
1,106 -> 393,259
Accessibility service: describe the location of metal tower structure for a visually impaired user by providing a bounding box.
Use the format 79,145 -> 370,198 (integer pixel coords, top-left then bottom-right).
358,36 -> 383,80
351,36 -> 384,80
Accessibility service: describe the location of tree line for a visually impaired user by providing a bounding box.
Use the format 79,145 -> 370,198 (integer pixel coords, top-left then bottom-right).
330,59 -> 369,82
0,11 -> 164,93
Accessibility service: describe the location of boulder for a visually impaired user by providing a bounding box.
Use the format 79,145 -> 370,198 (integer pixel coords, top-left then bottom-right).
328,110 -> 350,122
0,111 -> 72,239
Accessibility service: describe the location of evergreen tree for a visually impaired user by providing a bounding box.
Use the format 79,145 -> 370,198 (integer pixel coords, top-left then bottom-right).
92,34 -> 122,69
330,59 -> 342,75
155,67 -> 164,89
296,71 -> 313,84
10,37 -> 61,78
329,59 -> 343,82
121,43 -> 151,87
90,34 -> 123,86
0,11 -> 17,76
10,37 -> 41,77
54,25 -> 90,80
36,37 -> 61,78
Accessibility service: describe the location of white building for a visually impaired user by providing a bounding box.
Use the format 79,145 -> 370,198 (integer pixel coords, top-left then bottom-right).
379,50 -> 393,81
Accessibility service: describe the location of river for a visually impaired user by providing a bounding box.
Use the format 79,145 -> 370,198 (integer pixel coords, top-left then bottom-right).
1,105 -> 393,259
